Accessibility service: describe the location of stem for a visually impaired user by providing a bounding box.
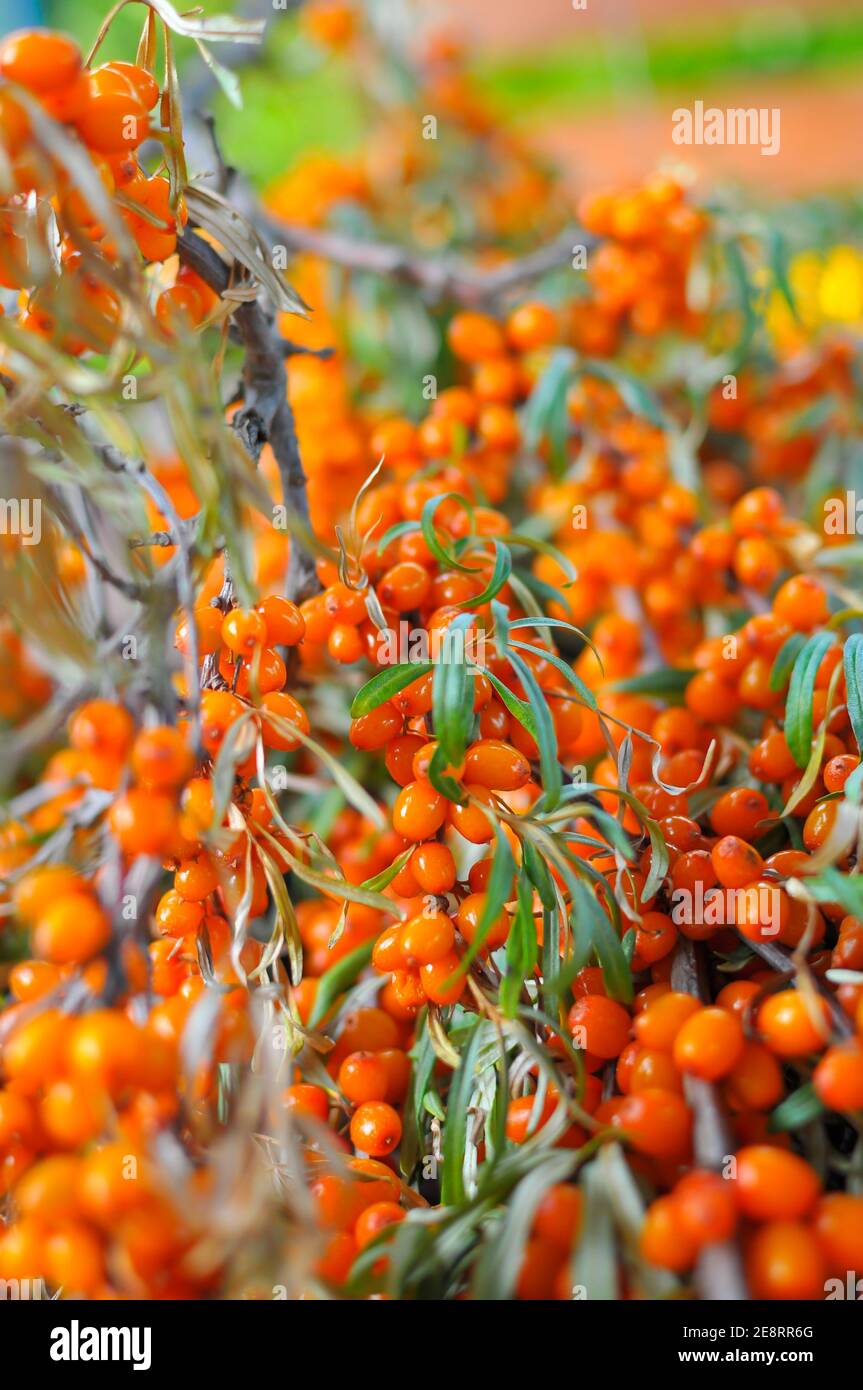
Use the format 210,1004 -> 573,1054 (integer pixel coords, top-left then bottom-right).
177,229 -> 321,604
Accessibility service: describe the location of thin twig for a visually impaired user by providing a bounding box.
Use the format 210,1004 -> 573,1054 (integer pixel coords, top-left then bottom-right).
178,228 -> 321,603
257,218 -> 587,308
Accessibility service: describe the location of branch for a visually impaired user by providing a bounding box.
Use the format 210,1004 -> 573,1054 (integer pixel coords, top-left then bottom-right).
259,216 -> 586,308
177,228 -> 320,604
671,937 -> 749,1301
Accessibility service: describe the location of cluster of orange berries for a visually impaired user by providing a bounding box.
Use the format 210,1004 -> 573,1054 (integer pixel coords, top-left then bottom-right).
0,28 -> 215,353
575,175 -> 706,348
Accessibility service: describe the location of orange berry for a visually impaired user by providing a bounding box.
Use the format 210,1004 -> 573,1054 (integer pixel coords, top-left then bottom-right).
746,1221 -> 825,1300
640,1195 -> 697,1271
0,29 -> 81,92
734,1145 -> 820,1221
567,995 -> 631,1059
33,892 -> 110,964
757,989 -> 832,1058
672,1006 -> 744,1081
349,1101 -> 402,1157
131,724 -> 193,789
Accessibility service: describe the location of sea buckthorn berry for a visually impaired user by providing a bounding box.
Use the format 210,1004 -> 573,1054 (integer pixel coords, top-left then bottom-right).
3,1011 -> 72,1092
506,1093 -> 556,1144
350,703 -> 402,750
772,575 -> 830,631
354,1201 -> 405,1249
411,841 -> 456,894
98,60 -> 159,110
533,1183 -> 582,1249
12,865 -> 87,922
567,995 -> 631,1059
339,1052 -> 390,1105
709,787 -> 770,840
813,1040 -> 863,1111
40,1078 -> 108,1149
674,1170 -> 737,1245
392,779 -> 447,841
824,753 -> 861,793
814,1193 -> 863,1272
0,29 -> 81,92
260,691 -> 310,751
448,784 -> 496,843
349,1101 -> 402,1157
455,892 -> 511,953
255,595 -> 305,646
633,991 -> 701,1050
109,788 -> 178,857
377,1049 -> 411,1103
711,835 -> 764,889
611,1088 -> 692,1159
506,301 -> 557,351
131,724 -> 193,789
640,1195 -> 697,1272
76,74 -> 149,154
33,892 -> 110,964
372,924 -> 406,974
447,311 -> 506,363
722,1042 -> 784,1112
176,606 -> 223,657
378,561 -> 431,613
757,988 -> 832,1058
462,738 -> 530,790
734,1145 -> 820,1221
420,952 -> 466,1006
69,699 -> 134,757
747,1221 -> 826,1300
400,909 -> 455,965
672,1006 -> 744,1081
221,607 -> 267,655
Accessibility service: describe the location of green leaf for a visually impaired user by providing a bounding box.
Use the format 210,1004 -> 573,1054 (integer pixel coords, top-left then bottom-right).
523,835 -> 557,912
350,661 -> 433,717
501,873 -> 538,1017
504,646 -> 562,810
768,1081 -> 824,1133
440,1020 -> 486,1206
580,358 -> 664,428
844,633 -> 863,753
510,640 -> 598,711
482,669 -> 539,741
609,668 -> 695,701
785,632 -> 835,768
458,822 -> 517,972
462,540 -> 512,606
421,494 -> 478,573
522,347 -> 575,475
471,1152 -> 576,1299
571,879 -> 632,1004
769,632 -> 807,692
429,613 -> 476,801
308,938 -> 375,1027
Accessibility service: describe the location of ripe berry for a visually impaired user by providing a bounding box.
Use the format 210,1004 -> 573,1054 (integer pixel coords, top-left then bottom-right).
349,1101 -> 402,1157
672,1006 -> 744,1081
734,1145 -> 820,1221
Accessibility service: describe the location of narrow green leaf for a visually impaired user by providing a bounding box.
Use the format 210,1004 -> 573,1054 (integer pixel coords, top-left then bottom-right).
350,661 -> 433,717
308,939 -> 375,1027
768,1081 -> 824,1132
844,633 -> 863,753
769,632 -> 807,692
785,632 -> 835,768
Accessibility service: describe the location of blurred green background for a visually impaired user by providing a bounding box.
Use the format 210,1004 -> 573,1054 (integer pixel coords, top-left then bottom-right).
4,0 -> 863,193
